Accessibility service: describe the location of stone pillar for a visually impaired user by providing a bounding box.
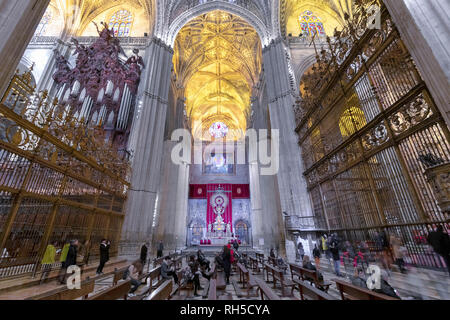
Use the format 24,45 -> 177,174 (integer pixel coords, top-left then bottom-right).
119,38 -> 173,259
262,38 -> 313,219
153,140 -> 190,252
262,38 -> 313,256
0,0 -> 50,97
384,0 -> 450,127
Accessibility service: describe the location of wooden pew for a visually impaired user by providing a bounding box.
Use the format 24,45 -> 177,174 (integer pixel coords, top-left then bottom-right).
295,264 -> 331,293
26,277 -> 95,300
256,253 -> 265,270
148,280 -> 173,300
207,279 -> 217,300
146,266 -> 163,295
249,256 -> 260,274
112,267 -> 128,286
254,277 -> 281,300
87,280 -> 131,300
289,262 -> 302,280
271,265 -> 295,297
268,256 -> 277,267
333,279 -> 399,300
236,262 -> 257,297
293,279 -> 337,300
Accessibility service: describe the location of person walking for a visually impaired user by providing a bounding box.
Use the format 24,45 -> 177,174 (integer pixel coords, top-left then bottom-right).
222,245 -> 232,285
96,239 -> 110,275
313,244 -> 321,270
140,242 -> 148,266
427,225 -> 450,276
157,240 -> 164,258
390,235 -> 407,274
59,239 -> 78,284
40,241 -> 57,284
127,260 -> 143,298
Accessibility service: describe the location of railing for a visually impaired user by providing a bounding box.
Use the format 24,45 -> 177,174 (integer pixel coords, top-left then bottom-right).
0,69 -> 130,279
284,215 -> 326,231
28,36 -> 149,49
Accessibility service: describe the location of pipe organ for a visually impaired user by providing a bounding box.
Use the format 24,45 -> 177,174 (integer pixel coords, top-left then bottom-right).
52,22 -> 144,153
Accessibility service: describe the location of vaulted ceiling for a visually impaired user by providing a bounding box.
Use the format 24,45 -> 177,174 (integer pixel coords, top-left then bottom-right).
48,0 -> 154,36
280,0 -> 356,37
173,10 -> 262,140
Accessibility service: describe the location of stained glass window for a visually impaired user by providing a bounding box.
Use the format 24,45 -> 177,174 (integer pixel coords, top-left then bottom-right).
209,122 -> 229,139
299,10 -> 325,37
108,10 -> 133,37
35,9 -> 52,36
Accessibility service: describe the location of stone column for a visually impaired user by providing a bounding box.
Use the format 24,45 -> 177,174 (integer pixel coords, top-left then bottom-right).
0,0 -> 50,97
119,38 -> 173,258
262,38 -> 313,253
384,0 -> 450,127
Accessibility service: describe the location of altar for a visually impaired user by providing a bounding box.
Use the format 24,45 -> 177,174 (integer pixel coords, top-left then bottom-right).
187,184 -> 251,246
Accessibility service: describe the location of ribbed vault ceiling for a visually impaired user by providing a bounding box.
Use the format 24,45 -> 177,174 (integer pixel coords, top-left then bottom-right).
173,10 -> 262,141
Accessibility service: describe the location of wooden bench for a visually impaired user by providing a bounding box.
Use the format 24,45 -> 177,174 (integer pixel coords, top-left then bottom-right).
146,266 -> 163,295
207,279 -> 217,300
296,264 -> 331,293
256,253 -> 265,270
268,256 -> 277,266
293,279 -> 337,300
112,267 -> 129,286
249,256 -> 260,273
87,280 -> 131,300
270,264 -> 295,297
26,277 -> 95,300
153,257 -> 164,267
236,262 -> 258,297
148,280 -> 173,300
333,278 -> 400,300
254,277 -> 281,300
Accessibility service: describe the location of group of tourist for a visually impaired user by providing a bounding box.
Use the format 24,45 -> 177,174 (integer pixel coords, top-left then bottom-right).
39,238 -> 111,285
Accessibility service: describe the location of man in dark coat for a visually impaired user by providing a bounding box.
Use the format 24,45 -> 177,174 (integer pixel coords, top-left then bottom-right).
96,239 -> 110,275
140,243 -> 148,266
157,240 -> 164,258
59,239 -> 79,284
427,225 -> 450,276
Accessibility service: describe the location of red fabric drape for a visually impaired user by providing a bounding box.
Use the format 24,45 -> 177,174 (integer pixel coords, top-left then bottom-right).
189,184 -> 207,198
207,184 -> 233,233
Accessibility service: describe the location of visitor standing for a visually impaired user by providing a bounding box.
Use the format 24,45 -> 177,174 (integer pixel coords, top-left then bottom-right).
222,245 -> 232,285
297,242 -> 305,261
329,233 -> 341,277
59,239 -> 79,284
313,244 -> 321,270
96,239 -> 110,275
157,240 -> 164,258
40,241 -> 57,284
140,242 -> 148,266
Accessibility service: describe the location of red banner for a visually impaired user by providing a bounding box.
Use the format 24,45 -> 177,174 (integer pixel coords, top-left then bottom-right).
207,184 -> 233,233
189,184 -> 207,198
189,184 -> 250,199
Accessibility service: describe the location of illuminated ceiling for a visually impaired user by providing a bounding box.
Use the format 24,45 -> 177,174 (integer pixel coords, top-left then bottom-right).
173,10 -> 262,141
47,0 -> 154,36
280,0 -> 355,37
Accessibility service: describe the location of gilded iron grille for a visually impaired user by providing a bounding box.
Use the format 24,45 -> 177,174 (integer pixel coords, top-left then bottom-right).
295,2 -> 450,270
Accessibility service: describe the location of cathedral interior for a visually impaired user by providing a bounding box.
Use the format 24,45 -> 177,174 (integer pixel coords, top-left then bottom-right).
0,0 -> 449,302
